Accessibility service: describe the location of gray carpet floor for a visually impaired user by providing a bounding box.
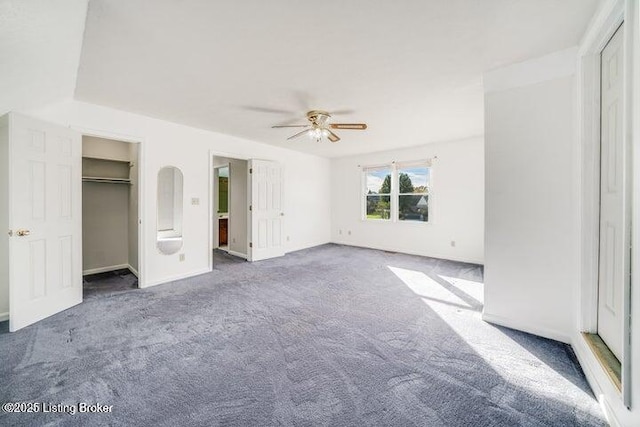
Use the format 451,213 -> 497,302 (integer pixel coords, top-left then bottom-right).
0,244 -> 606,426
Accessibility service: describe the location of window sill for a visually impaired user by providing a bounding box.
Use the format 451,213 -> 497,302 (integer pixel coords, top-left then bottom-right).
361,218 -> 432,226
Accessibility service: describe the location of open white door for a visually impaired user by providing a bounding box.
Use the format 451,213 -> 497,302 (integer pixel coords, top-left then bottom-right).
597,24 -> 626,360
8,113 -> 82,332
249,159 -> 284,261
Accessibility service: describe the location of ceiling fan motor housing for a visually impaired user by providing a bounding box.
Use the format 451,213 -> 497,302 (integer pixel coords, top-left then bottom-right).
307,110 -> 331,126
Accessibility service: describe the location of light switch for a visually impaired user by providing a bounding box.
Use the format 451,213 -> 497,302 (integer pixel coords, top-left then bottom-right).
191,197 -> 199,205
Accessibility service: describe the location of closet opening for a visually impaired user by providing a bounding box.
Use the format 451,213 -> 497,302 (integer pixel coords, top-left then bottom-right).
81,135 -> 141,297
212,156 -> 248,262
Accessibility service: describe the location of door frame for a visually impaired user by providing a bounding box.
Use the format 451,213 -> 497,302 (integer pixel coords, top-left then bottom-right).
212,162 -> 230,251
208,149 -> 252,270
74,126 -> 146,288
577,0 -> 632,408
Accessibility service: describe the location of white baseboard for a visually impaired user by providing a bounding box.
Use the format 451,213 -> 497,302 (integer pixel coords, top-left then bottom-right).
127,264 -> 139,278
331,240 -> 484,265
0,312 -> 8,322
481,312 -> 571,344
83,264 -> 129,276
142,267 -> 211,289
571,332 -> 623,427
227,250 -> 247,260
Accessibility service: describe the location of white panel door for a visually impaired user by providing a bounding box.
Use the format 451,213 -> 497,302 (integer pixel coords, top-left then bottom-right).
249,159 -> 284,261
9,113 -> 82,332
597,24 -> 625,359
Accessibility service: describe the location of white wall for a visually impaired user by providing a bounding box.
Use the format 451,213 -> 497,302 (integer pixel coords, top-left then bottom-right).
331,137 -> 484,264
27,100 -> 331,287
483,48 -> 578,343
0,0 -> 87,116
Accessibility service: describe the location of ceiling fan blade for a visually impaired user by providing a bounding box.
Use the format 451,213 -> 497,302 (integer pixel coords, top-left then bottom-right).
330,109 -> 356,115
330,123 -> 367,130
241,106 -> 296,115
287,129 -> 311,140
272,124 -> 309,128
327,130 -> 341,143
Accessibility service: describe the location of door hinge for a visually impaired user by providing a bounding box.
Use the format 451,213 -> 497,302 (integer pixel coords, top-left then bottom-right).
249,168 -> 253,174
249,205 -> 252,211
249,242 -> 253,248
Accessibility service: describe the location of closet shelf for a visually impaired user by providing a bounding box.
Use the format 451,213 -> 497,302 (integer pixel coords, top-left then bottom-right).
82,155 -> 132,166
82,176 -> 132,185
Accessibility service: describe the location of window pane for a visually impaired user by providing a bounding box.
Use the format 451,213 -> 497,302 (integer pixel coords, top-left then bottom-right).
365,169 -> 391,195
397,165 -> 429,194
399,194 -> 428,222
366,195 -> 391,220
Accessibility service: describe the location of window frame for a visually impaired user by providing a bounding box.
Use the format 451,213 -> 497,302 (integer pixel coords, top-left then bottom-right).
361,160 -> 433,224
362,165 -> 393,221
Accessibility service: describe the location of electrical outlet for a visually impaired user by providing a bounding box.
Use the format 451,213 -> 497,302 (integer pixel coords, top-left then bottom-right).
339,229 -> 342,235
232,238 -> 236,243
450,240 -> 456,247
286,236 -> 290,241
348,230 -> 352,236
179,253 -> 185,261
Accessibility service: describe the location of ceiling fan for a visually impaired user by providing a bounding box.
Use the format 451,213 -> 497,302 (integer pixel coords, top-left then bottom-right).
272,110 -> 367,143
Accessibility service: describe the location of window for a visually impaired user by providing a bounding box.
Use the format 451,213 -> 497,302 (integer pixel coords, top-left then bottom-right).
362,160 -> 431,223
364,166 -> 392,220
397,163 -> 429,222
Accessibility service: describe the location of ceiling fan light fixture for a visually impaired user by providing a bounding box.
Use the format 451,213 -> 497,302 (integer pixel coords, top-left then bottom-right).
308,126 -> 324,141
273,110 -> 367,143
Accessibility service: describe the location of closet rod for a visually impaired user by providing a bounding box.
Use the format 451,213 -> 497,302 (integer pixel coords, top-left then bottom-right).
82,177 -> 132,185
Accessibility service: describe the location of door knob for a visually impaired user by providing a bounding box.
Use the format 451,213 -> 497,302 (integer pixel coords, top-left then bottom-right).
16,229 -> 30,237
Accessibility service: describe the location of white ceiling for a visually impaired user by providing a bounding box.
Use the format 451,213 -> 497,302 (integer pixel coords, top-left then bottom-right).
72,1 -> 601,157
0,0 -> 87,115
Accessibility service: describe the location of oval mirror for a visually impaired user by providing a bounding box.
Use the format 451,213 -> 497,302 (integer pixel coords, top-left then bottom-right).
157,166 -> 184,255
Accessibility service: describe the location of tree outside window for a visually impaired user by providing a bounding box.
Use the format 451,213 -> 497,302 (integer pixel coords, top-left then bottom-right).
397,166 -> 429,222
364,167 -> 391,220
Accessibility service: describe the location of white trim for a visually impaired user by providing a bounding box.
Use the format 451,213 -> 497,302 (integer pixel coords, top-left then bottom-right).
579,0 -> 625,56
332,241 -> 483,266
208,151 -> 213,270
72,126 -> 144,145
481,312 -> 572,344
141,267 -> 211,288
76,126 -> 146,289
572,332 -> 623,427
82,264 -> 130,276
483,47 -> 578,93
127,264 -> 139,278
620,0 -> 635,408
0,312 -> 8,322
227,250 -> 247,260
